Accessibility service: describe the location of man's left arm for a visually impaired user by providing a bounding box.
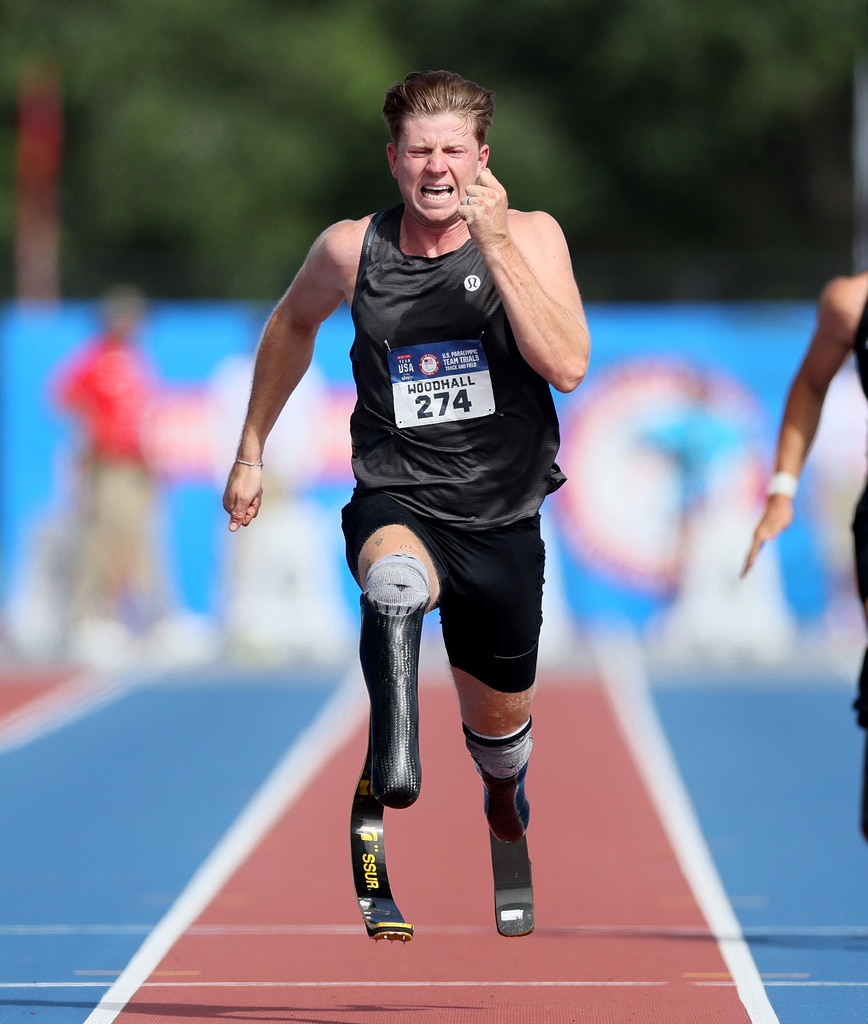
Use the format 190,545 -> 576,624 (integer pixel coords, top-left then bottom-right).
462,169 -> 590,393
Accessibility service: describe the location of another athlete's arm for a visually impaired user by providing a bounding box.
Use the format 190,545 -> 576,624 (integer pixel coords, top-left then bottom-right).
742,275 -> 863,575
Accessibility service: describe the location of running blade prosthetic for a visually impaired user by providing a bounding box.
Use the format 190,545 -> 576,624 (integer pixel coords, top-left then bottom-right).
489,832 -> 535,936
350,737 -> 413,941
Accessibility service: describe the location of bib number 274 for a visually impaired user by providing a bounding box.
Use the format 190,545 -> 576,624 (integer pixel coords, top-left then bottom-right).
415,388 -> 472,420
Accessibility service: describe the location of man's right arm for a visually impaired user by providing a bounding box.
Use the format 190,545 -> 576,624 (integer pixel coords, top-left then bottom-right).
223,217 -> 368,531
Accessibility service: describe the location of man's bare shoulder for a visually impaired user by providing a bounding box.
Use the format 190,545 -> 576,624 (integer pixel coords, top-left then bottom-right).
505,209 -> 570,260
507,208 -> 562,235
817,272 -> 868,347
295,215 -> 378,303
318,216 -> 373,252
306,215 -> 368,267
279,215 -> 379,325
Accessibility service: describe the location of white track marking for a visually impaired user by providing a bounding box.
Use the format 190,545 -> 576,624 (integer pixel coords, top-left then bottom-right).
5,921 -> 866,937
593,632 -> 780,1024
82,667 -> 368,1024
0,671 -> 139,755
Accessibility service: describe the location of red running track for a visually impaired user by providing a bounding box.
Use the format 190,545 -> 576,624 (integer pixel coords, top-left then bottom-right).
111,671 -> 753,1023
0,667 -> 80,718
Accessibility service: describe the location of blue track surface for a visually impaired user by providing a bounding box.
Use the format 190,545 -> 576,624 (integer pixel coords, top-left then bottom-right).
652,671 -> 868,1023
2,662 -> 867,1022
0,671 -> 339,1022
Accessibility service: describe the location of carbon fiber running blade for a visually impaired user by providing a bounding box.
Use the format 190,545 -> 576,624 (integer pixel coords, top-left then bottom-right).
490,833 -> 534,936
350,738 -> 414,941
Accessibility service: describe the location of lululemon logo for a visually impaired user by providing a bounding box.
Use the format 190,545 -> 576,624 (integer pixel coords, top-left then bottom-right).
464,275 -> 481,292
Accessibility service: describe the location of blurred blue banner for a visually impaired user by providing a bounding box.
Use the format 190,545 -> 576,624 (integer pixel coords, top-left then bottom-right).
2,300 -> 863,666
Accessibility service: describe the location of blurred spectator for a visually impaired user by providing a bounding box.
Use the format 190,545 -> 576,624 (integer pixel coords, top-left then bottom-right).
643,372 -> 795,660
51,286 -> 171,662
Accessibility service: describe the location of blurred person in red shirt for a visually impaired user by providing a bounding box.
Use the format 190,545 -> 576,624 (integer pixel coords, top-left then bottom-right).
52,286 -> 169,659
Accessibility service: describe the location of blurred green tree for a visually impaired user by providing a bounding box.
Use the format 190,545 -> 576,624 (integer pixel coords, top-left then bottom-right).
0,0 -> 863,299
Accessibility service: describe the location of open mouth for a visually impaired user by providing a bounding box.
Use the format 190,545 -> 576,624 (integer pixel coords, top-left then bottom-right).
421,185 -> 454,200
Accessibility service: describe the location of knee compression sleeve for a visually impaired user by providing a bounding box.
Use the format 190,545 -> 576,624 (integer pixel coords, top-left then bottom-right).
364,553 -> 429,616
464,719 -> 533,842
463,718 -> 533,779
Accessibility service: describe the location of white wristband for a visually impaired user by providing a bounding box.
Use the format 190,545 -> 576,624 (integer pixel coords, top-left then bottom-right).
767,471 -> 798,498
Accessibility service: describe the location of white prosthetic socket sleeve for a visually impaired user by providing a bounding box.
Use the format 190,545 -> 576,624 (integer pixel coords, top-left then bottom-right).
363,552 -> 430,617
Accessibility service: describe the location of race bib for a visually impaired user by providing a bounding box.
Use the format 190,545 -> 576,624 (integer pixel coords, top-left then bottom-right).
388,338 -> 496,429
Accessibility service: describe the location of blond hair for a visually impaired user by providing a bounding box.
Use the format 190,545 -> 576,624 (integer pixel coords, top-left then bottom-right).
383,70 -> 495,145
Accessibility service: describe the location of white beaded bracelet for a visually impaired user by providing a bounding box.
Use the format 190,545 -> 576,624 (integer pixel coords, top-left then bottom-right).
235,458 -> 264,468
767,471 -> 798,498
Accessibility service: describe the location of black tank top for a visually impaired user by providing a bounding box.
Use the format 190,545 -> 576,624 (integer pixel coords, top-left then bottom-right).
348,205 -> 565,528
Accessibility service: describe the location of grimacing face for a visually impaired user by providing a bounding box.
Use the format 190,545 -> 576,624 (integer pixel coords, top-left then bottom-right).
387,113 -> 489,225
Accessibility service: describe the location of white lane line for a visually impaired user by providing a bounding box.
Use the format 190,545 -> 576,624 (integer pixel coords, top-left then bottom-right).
0,922 -> 746,937
82,667 -> 369,1024
593,631 -> 781,1024
5,922 -> 866,938
0,670 -> 140,755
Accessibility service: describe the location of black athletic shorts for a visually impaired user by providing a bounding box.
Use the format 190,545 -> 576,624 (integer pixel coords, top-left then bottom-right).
341,491 -> 546,694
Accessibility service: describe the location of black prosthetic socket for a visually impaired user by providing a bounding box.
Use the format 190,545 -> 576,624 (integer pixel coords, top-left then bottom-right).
359,595 -> 424,809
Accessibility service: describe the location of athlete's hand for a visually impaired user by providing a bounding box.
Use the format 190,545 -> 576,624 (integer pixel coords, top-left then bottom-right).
222,463 -> 263,532
741,495 -> 794,577
459,168 -> 509,248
